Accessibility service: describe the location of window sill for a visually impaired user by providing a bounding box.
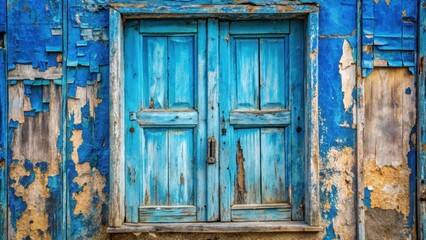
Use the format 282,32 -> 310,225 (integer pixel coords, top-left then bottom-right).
107,221 -> 323,233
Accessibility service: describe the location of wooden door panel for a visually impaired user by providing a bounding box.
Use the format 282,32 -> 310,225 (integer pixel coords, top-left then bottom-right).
143,36 -> 168,109
219,20 -> 304,222
143,129 -> 169,206
261,128 -> 286,204
260,38 -> 288,109
168,36 -> 195,108
124,19 -> 207,223
234,38 -> 259,110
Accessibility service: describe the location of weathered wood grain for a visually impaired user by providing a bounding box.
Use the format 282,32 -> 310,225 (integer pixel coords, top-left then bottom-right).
107,221 -> 323,233
132,110 -> 198,127
206,18 -> 220,221
109,7 -> 125,227
139,206 -> 197,223
124,19 -> 143,223
230,110 -> 291,127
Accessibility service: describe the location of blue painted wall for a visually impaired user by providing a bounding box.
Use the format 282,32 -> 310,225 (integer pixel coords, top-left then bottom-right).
0,0 -> 420,239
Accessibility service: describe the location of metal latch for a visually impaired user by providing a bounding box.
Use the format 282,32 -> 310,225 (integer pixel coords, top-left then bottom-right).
129,112 -> 137,121
207,136 -> 216,164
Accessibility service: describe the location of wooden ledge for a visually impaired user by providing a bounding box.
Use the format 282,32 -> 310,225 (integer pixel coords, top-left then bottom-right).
107,221 -> 323,233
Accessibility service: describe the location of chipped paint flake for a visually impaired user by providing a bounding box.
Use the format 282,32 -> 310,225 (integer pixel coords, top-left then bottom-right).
339,40 -> 356,113
68,84 -> 103,124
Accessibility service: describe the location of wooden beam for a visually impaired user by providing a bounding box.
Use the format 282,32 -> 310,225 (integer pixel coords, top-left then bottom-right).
107,221 -> 323,233
109,7 -> 125,228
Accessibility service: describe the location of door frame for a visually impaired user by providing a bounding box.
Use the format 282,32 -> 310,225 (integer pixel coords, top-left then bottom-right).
108,3 -> 320,229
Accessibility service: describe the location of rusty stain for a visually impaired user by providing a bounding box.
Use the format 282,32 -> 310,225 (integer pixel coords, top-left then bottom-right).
363,45 -> 373,54
420,56 -> 424,74
180,173 -> 184,185
309,49 -> 318,60
235,140 -> 246,204
56,53 -> 62,63
149,98 -> 155,109
144,189 -> 149,205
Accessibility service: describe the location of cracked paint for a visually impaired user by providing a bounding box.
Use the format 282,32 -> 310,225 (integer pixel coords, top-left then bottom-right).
321,147 -> 356,240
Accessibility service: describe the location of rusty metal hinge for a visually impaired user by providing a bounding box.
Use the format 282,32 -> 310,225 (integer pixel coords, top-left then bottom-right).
207,136 -> 217,164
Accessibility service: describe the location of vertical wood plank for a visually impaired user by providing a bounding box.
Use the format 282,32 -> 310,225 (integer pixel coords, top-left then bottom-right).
419,0 -> 426,238
109,8 -> 125,227
195,19 -> 207,221
143,37 -> 168,109
168,129 -> 194,205
260,38 -> 287,109
168,36 -> 195,109
206,18 -> 219,221
234,129 -> 261,205
261,128 -> 286,204
235,38 -> 259,110
0,44 -> 6,240
124,20 -> 143,223
143,129 -> 169,205
305,12 -> 320,226
219,21 -> 232,221
289,20 -> 305,221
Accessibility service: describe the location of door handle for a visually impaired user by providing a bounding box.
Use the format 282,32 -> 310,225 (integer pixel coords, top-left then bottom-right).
207,136 -> 216,164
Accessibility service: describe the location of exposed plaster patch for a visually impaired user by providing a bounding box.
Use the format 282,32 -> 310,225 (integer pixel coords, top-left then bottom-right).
321,147 -> 356,239
338,40 -> 356,113
365,159 -> 410,216
70,129 -> 106,218
365,208 -> 411,239
8,64 -> 62,80
68,84 -> 107,236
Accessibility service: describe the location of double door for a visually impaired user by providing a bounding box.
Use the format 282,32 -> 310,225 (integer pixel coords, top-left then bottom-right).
124,19 -> 304,223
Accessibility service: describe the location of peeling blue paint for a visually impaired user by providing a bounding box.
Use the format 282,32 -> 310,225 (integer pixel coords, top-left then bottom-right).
19,160 -> 35,188
407,126 -> 416,231
0,0 -> 421,239
0,46 -> 6,239
364,187 -> 372,208
8,179 -> 27,232
7,0 -> 63,71
362,0 -> 417,76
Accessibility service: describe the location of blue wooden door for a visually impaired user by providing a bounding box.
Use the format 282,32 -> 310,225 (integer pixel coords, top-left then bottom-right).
219,20 -> 305,222
124,19 -> 208,223
124,19 -> 304,224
